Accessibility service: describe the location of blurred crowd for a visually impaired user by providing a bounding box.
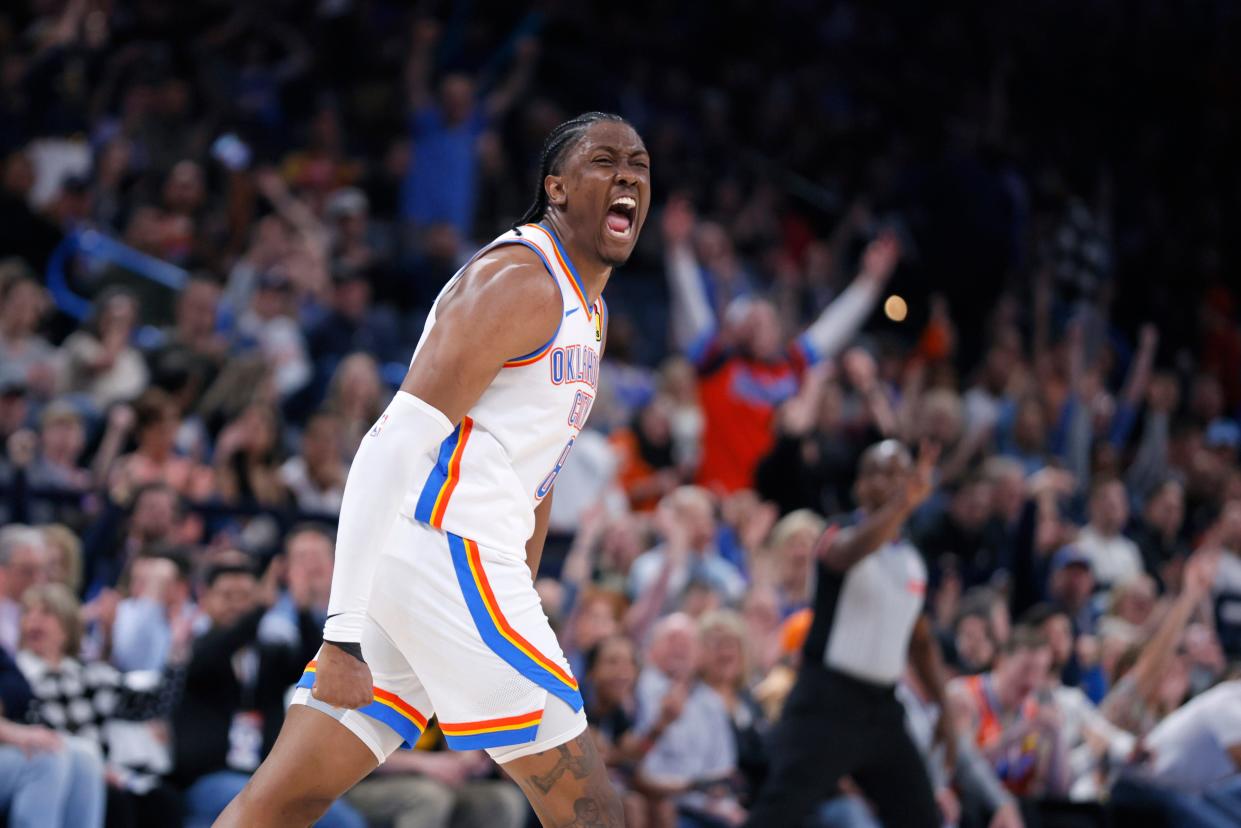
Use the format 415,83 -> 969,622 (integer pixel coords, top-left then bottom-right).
2,1 -> 1241,827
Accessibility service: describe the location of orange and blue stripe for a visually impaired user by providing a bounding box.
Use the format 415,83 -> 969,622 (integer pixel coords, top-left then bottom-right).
504,323 -> 560,367
297,661 -> 428,749
446,533 -> 583,713
525,224 -> 592,317
414,417 -> 473,527
439,709 -> 543,750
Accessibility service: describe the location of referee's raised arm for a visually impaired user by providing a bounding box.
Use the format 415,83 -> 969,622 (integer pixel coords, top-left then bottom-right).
819,439 -> 941,572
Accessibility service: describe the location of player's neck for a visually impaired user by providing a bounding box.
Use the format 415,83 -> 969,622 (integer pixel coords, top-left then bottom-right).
541,217 -> 611,304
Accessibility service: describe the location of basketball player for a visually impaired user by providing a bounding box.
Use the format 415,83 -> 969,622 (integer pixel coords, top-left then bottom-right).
215,113 -> 649,827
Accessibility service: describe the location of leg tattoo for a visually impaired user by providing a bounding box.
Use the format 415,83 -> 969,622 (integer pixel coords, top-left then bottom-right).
530,743 -> 592,794
511,732 -> 623,827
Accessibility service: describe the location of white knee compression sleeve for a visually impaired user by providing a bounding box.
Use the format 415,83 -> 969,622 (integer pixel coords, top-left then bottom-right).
324,392 -> 454,643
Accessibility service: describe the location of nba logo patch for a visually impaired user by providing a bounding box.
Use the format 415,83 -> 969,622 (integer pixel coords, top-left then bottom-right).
370,414 -> 389,437
594,313 -> 603,342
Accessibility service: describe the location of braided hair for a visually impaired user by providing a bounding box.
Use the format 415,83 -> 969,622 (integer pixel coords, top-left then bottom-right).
514,112 -> 629,228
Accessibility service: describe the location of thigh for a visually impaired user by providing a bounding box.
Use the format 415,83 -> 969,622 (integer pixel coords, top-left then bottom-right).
213,707 -> 379,828
851,720 -> 939,828
501,729 -> 623,827
375,526 -> 582,753
312,797 -> 367,828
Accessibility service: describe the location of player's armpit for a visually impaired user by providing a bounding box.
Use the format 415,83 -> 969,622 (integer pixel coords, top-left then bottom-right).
402,244 -> 562,425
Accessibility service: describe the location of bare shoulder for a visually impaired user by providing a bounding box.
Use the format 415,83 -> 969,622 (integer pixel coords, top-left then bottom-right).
438,243 -> 562,334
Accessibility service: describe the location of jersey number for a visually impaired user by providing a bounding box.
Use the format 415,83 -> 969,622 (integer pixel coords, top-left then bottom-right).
535,438 -> 575,501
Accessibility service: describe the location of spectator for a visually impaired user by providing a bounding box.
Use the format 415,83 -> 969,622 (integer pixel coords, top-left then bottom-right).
0,268 -> 58,400
171,561 -> 358,828
279,412 -> 346,515
60,288 -> 149,411
234,268 -> 312,400
582,635 -> 648,824
1129,479 -> 1189,590
323,352 -> 383,460
144,274 -> 228,402
948,625 -> 1069,800
0,526 -> 50,655
110,551 -> 195,673
562,586 -> 626,680
306,265 -> 402,373
1101,550 -> 1219,737
17,583 -> 183,827
610,396 -> 682,513
756,509 -> 823,618
400,20 -> 539,238
0,643 -> 105,828
1076,478 -> 1145,590
213,403 -> 288,508
663,197 -> 900,493
1108,574 -> 1158,631
108,389 -> 216,503
999,395 -> 1052,476
1019,604 -> 1134,802
40,525 -> 83,596
28,401 -> 89,491
633,613 -> 741,828
259,524 -> 334,648
628,488 -> 746,616
950,599 -> 998,676
1212,499 -> 1241,658
1048,545 -> 1099,638
916,473 -> 1008,588
896,664 -> 1023,828
1112,680 -> 1241,827
698,610 -> 768,806
83,482 -> 182,597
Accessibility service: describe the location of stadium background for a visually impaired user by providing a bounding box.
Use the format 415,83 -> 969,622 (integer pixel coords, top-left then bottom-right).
1,1 -> 1240,827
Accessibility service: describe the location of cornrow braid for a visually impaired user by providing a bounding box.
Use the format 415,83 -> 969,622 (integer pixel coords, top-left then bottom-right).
514,112 -> 629,230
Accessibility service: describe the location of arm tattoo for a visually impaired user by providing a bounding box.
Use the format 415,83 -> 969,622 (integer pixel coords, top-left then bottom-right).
530,742 -> 591,794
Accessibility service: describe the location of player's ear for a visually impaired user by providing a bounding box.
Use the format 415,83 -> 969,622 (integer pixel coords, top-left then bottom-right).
545,174 -> 567,208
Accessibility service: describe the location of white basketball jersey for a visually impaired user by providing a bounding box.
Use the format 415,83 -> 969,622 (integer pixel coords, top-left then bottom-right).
399,223 -> 605,555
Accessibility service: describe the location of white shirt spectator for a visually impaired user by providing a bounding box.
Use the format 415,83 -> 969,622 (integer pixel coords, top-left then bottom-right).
1142,681 -> 1241,793
1076,526 -> 1143,588
629,545 -> 747,610
635,666 -> 735,787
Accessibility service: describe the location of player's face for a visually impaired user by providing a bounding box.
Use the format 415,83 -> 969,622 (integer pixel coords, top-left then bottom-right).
555,121 -> 650,267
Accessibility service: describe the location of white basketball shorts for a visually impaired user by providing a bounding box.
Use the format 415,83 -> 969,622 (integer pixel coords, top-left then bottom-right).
290,515 -> 585,763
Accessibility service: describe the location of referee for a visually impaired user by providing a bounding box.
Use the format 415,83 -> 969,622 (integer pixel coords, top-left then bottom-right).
744,439 -> 952,827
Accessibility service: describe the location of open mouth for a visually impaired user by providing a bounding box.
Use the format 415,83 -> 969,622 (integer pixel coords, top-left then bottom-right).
605,195 -> 637,238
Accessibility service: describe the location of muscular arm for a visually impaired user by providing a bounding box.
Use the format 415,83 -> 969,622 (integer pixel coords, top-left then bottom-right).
526,490 -> 554,580
319,245 -> 561,706
402,248 -> 562,420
